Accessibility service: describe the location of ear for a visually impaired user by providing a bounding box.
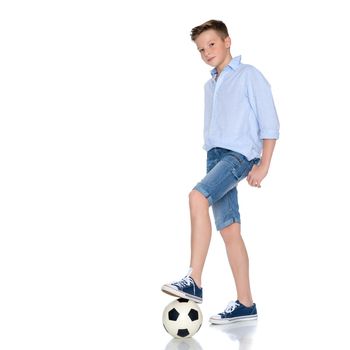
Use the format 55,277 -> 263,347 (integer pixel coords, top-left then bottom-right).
224,36 -> 231,49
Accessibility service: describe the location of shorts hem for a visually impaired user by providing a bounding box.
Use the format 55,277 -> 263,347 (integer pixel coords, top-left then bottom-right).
193,184 -> 214,206
216,217 -> 241,231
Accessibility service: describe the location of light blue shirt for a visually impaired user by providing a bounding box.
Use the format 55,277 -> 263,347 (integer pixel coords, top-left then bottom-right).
203,55 -> 280,160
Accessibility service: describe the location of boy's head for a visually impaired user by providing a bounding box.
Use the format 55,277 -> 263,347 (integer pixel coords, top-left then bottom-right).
190,19 -> 229,42
191,20 -> 232,70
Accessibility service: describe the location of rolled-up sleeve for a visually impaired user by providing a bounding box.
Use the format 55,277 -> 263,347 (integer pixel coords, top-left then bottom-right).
246,67 -> 280,140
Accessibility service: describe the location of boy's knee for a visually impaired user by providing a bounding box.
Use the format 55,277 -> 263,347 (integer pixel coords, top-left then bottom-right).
220,223 -> 242,244
189,189 -> 208,207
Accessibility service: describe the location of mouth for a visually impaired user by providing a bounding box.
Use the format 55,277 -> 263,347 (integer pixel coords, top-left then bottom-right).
207,56 -> 215,63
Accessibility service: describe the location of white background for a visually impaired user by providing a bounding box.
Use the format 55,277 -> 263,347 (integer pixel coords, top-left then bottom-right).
1,0 -> 350,349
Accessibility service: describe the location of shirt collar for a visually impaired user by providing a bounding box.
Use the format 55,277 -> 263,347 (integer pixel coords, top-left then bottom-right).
210,55 -> 242,78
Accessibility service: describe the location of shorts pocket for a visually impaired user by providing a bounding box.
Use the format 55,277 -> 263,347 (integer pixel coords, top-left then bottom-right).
230,159 -> 250,181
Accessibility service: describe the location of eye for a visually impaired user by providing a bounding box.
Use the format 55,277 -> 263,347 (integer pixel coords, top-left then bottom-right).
198,48 -> 204,53
209,42 -> 215,47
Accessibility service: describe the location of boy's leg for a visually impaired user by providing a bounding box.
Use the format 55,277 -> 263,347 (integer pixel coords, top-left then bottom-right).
160,189 -> 210,303
189,189 -> 212,287
220,223 -> 253,307
161,148 -> 257,303
189,149 -> 253,289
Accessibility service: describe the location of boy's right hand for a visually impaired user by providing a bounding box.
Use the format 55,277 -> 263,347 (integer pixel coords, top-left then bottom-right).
246,164 -> 268,188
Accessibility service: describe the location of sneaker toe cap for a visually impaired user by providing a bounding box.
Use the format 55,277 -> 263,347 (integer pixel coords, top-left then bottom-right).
162,283 -> 179,291
209,314 -> 222,321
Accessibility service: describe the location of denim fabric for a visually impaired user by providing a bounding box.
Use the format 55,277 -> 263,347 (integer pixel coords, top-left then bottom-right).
194,147 -> 259,230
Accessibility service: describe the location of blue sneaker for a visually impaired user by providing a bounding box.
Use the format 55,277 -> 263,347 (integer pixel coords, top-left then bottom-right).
209,300 -> 258,324
161,269 -> 203,303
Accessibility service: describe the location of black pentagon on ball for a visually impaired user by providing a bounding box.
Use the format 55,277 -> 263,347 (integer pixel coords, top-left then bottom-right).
168,308 -> 180,321
188,308 -> 199,321
177,328 -> 190,337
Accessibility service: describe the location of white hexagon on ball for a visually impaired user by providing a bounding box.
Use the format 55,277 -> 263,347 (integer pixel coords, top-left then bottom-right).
162,298 -> 203,338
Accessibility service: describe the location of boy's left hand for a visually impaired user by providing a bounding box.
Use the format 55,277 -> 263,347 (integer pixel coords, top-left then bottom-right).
247,164 -> 268,188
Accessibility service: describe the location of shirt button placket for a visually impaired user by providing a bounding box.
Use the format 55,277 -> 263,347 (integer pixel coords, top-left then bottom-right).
210,73 -> 224,145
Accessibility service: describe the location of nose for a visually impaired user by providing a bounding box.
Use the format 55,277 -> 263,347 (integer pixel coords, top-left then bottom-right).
204,49 -> 211,57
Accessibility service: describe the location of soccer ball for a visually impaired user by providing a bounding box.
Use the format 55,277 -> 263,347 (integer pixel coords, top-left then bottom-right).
162,298 -> 203,338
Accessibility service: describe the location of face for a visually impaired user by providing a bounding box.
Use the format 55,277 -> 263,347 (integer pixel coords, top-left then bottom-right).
194,29 -> 231,71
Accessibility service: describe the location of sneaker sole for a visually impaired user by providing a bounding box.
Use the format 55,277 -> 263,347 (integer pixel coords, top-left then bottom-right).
161,285 -> 203,303
209,314 -> 258,325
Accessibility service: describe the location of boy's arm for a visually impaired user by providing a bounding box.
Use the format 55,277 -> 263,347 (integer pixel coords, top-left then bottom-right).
247,139 -> 276,188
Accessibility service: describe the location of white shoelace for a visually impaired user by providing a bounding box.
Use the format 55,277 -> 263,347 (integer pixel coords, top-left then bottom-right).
173,268 -> 193,287
223,300 -> 239,314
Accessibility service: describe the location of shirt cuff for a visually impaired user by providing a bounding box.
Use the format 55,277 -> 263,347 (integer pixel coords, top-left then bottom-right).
260,129 -> 279,139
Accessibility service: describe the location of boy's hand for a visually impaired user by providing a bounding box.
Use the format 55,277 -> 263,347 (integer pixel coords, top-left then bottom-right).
247,164 -> 268,188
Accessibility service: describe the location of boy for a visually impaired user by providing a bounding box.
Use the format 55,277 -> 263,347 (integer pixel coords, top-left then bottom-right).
161,20 -> 279,324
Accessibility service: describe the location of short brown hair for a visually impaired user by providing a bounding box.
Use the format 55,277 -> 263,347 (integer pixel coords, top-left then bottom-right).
190,20 -> 229,41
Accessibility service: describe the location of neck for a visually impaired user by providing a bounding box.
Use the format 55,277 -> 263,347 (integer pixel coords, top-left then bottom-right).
216,53 -> 232,75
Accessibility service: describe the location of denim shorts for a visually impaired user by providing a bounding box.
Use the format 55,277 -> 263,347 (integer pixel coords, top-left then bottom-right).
193,148 -> 259,231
